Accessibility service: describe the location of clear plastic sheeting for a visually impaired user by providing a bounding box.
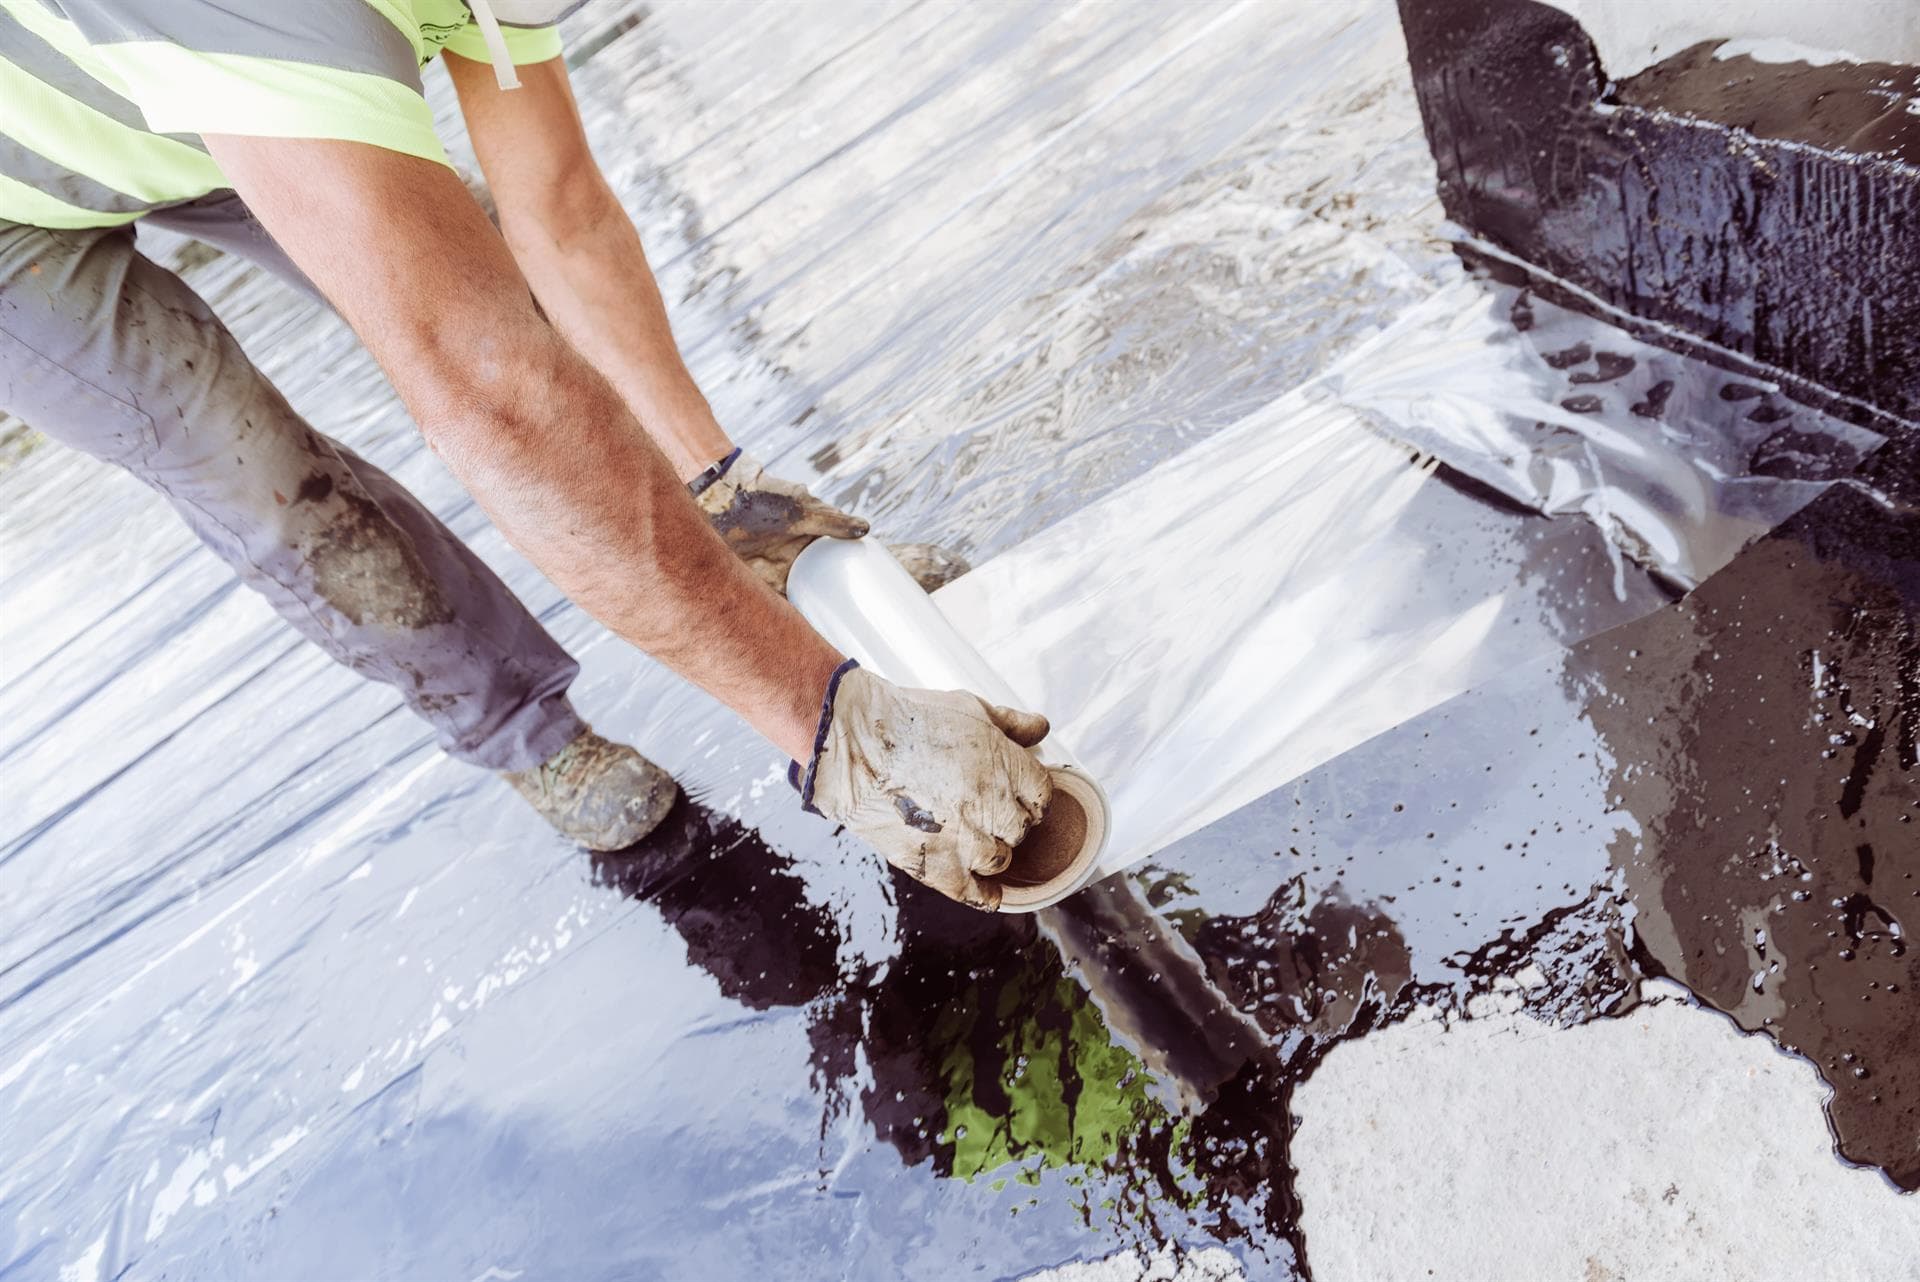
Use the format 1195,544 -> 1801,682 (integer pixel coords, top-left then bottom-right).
935,277 -> 1880,874
935,396 -> 1441,867
1330,279 -> 1884,589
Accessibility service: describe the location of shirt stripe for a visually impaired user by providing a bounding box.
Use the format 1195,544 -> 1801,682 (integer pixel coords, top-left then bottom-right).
0,56 -> 222,201
2,0 -> 142,102
0,132 -> 151,213
0,4 -> 146,129
0,167 -> 138,227
60,0 -> 425,92
95,44 -> 449,168
0,0 -> 206,149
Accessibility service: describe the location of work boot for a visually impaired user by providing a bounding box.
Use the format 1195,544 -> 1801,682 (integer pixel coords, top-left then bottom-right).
502,728 -> 678,850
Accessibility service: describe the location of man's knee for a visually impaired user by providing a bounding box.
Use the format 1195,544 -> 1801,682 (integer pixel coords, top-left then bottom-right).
287,477 -> 457,633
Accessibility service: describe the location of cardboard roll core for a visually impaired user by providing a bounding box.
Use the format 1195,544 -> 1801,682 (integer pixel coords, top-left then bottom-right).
990,766 -> 1110,912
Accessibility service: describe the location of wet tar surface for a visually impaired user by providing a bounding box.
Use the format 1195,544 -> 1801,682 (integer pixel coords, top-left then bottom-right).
585,464 -> 1917,1278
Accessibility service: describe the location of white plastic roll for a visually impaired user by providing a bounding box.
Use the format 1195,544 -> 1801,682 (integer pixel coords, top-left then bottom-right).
786,536 -> 1111,911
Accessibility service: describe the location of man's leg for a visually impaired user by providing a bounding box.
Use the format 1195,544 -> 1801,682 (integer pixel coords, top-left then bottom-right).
0,217 -> 674,843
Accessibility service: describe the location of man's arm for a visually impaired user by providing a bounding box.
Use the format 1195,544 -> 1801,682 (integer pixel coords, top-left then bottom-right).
204,134 -> 841,761
443,53 -> 731,482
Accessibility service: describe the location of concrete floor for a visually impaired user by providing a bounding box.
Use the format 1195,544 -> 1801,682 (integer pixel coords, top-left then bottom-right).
1293,986 -> 1920,1280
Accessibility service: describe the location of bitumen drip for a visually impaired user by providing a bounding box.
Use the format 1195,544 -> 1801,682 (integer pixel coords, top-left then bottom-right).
1,2 -> 1915,1280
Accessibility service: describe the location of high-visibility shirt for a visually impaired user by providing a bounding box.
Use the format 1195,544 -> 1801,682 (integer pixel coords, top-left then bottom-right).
0,0 -> 563,229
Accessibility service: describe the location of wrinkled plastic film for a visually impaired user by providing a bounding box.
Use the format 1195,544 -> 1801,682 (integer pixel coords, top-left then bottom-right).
933,388 -> 1446,872
932,277 -> 1881,878
1327,281 -> 1884,588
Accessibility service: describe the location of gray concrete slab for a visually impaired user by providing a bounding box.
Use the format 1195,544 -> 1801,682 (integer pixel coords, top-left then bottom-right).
1293,983 -> 1920,1281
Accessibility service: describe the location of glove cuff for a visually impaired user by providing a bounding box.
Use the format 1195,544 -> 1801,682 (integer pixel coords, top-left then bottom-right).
686,446 -> 744,498
788,656 -> 861,816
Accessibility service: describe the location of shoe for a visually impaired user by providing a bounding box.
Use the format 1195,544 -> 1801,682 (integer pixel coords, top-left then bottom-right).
887,542 -> 971,592
502,728 -> 678,851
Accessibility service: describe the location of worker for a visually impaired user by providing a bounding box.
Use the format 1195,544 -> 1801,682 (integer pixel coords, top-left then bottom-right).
0,0 -> 1051,910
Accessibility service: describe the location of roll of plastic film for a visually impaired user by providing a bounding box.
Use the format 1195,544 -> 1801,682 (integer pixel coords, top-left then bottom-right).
785,536 -> 1111,911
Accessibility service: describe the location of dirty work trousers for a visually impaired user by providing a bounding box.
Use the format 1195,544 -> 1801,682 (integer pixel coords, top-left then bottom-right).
0,195 -> 586,770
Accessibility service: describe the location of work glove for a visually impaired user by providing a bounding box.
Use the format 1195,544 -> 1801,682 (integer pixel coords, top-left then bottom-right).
794,663 -> 1054,911
690,449 -> 970,594
691,449 -> 867,593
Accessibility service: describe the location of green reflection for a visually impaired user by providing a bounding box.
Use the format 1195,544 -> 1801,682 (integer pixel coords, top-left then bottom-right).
933,966 -> 1187,1186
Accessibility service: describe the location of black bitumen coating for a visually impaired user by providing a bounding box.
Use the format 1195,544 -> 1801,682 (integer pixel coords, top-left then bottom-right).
1619,43 -> 1920,168
1390,0 -> 1912,1205
1397,0 -> 1920,427
1387,2 -> 1917,1210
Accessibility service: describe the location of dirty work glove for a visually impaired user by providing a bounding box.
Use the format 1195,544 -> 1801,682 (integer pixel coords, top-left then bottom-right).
690,449 -> 971,594
691,448 -> 868,594
793,662 -> 1054,911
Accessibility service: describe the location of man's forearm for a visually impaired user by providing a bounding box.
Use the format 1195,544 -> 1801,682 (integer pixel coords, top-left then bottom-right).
502,174 -> 734,482
424,326 -> 840,761
205,135 -> 842,762
445,52 -> 735,482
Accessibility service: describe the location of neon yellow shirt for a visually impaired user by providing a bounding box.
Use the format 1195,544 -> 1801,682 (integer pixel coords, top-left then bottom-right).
0,0 -> 562,229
